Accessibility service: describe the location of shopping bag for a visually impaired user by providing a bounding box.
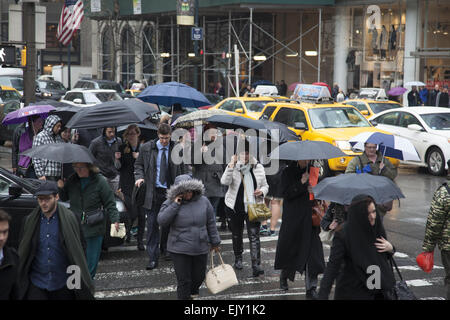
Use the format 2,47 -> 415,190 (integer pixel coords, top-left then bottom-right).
309,166 -> 320,201
416,251 -> 434,273
205,251 -> 238,294
110,223 -> 126,238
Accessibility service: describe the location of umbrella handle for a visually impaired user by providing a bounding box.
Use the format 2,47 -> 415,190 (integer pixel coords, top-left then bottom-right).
379,144 -> 386,174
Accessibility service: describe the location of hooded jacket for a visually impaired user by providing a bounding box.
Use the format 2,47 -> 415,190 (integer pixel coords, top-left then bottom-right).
32,115 -> 63,178
157,175 -> 221,256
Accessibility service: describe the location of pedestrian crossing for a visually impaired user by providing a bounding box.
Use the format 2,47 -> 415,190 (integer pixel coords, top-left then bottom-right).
94,226 -> 447,300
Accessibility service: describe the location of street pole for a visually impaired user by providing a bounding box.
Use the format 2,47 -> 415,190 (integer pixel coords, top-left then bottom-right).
234,44 -> 239,97
193,0 -> 199,89
23,2 -> 36,106
68,42 -> 71,90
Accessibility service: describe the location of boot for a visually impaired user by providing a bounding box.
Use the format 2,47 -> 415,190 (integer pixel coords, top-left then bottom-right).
234,255 -> 243,270
280,269 -> 290,290
249,226 -> 264,277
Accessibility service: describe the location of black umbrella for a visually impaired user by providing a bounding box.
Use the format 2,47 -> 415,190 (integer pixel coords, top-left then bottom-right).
206,114 -> 267,131
269,140 -> 346,160
312,173 -> 405,205
31,100 -> 73,108
259,119 -> 300,143
117,119 -> 158,142
49,105 -> 83,127
21,143 -> 96,164
66,98 -> 160,129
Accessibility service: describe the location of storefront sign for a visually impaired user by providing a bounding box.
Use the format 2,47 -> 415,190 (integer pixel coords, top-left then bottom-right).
177,0 -> 195,26
91,0 -> 101,12
133,0 -> 141,15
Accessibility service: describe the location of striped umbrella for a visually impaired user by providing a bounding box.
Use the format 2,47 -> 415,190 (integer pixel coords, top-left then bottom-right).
172,109 -> 228,128
349,132 -> 420,161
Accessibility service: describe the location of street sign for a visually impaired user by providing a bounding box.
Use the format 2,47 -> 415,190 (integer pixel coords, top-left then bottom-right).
191,27 -> 203,41
0,46 -> 17,65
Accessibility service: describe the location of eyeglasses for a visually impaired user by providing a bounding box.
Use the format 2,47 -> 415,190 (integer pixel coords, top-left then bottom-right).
365,146 -> 377,149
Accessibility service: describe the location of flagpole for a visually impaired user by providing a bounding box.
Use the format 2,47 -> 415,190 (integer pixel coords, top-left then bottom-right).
68,42 -> 71,90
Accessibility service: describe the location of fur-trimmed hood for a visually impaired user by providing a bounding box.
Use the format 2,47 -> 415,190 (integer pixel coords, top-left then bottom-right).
166,174 -> 205,201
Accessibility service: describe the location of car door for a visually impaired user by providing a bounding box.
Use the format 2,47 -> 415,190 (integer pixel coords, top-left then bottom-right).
372,111 -> 401,136
0,174 -> 37,249
396,111 -> 428,163
345,101 -> 371,117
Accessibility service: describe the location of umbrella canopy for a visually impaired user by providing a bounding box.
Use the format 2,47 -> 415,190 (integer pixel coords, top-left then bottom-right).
312,82 -> 332,94
137,81 -> 211,108
117,119 -> 159,142
172,109 -> 228,128
2,105 -> 56,125
251,80 -> 273,88
31,100 -> 73,108
269,140 -> 346,160
259,119 -> 300,143
21,143 -> 96,164
49,105 -> 83,127
206,114 -> 267,131
312,173 -> 405,205
66,98 -> 160,129
404,81 -> 426,87
349,132 -> 420,161
288,82 -> 302,92
387,87 -> 407,96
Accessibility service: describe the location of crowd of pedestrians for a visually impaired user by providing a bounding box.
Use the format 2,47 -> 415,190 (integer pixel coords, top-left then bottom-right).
1,101 -> 449,302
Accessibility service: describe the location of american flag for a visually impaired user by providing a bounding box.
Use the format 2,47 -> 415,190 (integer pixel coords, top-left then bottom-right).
57,0 -> 84,46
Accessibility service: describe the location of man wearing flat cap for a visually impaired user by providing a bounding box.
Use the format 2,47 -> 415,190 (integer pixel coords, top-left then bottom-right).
16,181 -> 94,300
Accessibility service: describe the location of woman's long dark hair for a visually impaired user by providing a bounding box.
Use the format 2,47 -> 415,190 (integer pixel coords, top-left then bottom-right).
344,194 -> 395,293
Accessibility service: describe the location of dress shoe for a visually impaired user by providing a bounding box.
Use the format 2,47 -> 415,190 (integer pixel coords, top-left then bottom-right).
137,244 -> 145,251
252,265 -> 264,277
306,287 -> 318,300
233,258 -> 243,270
280,276 -> 289,291
146,261 -> 158,270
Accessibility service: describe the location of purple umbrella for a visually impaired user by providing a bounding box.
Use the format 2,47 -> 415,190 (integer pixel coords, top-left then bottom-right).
388,87 -> 407,96
2,105 -> 55,125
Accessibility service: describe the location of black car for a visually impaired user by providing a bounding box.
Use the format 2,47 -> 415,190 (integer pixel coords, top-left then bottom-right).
73,79 -> 133,99
37,80 -> 67,101
0,167 -> 127,249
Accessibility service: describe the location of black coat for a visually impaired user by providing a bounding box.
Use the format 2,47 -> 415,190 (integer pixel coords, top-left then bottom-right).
274,164 -> 325,277
118,143 -> 140,196
318,226 -> 393,300
0,246 -> 19,300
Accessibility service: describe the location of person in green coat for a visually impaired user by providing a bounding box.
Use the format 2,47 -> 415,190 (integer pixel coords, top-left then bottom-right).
58,163 -> 120,279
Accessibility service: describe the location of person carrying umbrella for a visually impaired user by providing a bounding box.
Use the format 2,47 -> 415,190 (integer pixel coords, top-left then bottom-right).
12,115 -> 44,178
32,115 -> 63,181
345,142 -> 398,218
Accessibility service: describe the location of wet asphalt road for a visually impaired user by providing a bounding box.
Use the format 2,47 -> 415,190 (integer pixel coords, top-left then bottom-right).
94,164 -> 448,301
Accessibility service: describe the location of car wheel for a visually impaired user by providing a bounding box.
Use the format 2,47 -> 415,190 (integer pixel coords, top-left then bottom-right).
427,147 -> 445,176
317,159 -> 331,180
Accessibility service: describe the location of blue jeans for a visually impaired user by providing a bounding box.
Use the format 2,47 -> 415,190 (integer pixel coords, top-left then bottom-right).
85,235 -> 104,279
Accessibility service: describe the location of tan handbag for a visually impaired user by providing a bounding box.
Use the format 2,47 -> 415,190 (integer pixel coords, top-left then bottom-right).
241,173 -> 272,222
205,251 -> 238,294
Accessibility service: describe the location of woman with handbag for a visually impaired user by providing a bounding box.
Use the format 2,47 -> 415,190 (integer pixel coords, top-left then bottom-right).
58,162 -> 120,279
274,160 -> 325,299
220,142 -> 269,277
157,174 -> 221,300
318,194 -> 396,300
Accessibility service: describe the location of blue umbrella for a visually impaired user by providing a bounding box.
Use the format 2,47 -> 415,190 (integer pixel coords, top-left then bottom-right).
137,82 -> 211,108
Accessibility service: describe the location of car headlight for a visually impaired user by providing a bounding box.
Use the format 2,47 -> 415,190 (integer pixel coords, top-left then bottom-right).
335,140 -> 352,150
43,92 -> 52,97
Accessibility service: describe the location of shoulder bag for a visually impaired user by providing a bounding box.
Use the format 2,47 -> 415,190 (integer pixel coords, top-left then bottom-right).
81,191 -> 104,225
387,256 -> 417,300
205,250 -> 238,294
240,173 -> 271,222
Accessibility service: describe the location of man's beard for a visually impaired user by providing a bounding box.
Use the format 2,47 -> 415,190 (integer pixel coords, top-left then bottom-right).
42,201 -> 57,215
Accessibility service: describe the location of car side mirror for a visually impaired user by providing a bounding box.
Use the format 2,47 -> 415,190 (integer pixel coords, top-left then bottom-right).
9,183 -> 23,198
408,124 -> 424,131
235,108 -> 244,113
369,120 -> 378,126
73,98 -> 83,104
294,122 -> 306,130
361,110 -> 369,116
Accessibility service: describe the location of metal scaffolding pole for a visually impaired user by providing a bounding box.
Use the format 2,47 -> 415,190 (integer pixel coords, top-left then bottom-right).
227,11 -> 231,96
171,17 -> 175,81
299,12 -> 302,82
203,15 -> 206,92
249,7 -> 253,85
318,8 -> 322,82
177,24 -> 180,82
156,17 -> 160,83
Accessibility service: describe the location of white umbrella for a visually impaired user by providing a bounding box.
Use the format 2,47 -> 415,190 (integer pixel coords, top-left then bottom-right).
404,81 -> 426,87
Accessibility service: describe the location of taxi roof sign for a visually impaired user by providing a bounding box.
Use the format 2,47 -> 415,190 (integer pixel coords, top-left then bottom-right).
292,84 -> 331,100
358,88 -> 388,100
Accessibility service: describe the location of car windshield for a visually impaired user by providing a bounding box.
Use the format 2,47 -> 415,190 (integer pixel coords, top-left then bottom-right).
421,113 -> 450,130
0,90 -> 21,102
368,103 -> 402,114
39,81 -> 66,90
0,77 -> 24,91
88,92 -> 122,103
99,82 -> 124,93
244,101 -> 272,112
308,107 -> 371,129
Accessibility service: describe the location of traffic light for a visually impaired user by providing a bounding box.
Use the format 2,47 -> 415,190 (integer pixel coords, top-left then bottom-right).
21,47 -> 26,66
199,49 -> 203,55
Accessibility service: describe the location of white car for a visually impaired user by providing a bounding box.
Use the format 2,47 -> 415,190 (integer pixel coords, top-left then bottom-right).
369,107 -> 450,176
60,89 -> 122,107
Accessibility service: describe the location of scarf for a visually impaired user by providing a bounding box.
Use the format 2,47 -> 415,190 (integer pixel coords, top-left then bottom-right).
238,163 -> 255,213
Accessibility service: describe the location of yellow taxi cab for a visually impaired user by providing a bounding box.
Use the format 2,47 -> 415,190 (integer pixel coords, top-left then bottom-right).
125,89 -> 142,97
259,84 -> 400,177
343,99 -> 402,119
210,95 -> 280,120
0,85 -> 22,107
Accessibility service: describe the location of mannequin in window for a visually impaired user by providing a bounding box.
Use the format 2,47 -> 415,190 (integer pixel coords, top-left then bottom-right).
389,25 -> 397,52
380,25 -> 388,60
369,26 -> 379,56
